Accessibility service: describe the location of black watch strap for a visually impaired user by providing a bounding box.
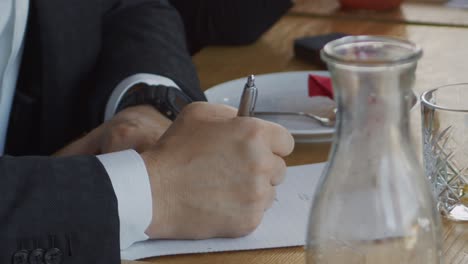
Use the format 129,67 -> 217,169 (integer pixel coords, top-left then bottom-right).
116,83 -> 192,121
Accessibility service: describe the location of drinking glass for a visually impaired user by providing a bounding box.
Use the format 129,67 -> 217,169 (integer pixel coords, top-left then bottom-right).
421,84 -> 468,221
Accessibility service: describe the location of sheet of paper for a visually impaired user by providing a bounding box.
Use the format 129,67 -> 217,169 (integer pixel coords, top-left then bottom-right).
121,162 -> 326,260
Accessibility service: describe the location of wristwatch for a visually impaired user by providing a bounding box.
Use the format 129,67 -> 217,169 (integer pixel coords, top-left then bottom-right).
115,83 -> 193,121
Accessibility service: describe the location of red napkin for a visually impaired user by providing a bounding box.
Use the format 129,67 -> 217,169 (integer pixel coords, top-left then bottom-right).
308,74 -> 334,100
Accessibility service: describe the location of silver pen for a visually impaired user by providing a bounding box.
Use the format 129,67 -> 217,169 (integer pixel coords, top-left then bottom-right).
237,75 -> 258,117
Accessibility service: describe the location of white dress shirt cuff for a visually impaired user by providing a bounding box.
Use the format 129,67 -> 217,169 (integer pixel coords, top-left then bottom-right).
97,150 -> 152,250
104,73 -> 181,121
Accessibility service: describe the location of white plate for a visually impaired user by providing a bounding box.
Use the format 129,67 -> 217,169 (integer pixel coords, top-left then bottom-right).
205,71 -> 335,143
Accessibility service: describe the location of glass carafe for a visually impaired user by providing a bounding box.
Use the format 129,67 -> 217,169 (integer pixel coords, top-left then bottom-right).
306,36 -> 442,264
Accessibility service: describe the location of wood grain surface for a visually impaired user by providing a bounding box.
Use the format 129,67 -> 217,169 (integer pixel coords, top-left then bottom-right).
124,12 -> 468,264
291,0 -> 468,27
193,16 -> 468,93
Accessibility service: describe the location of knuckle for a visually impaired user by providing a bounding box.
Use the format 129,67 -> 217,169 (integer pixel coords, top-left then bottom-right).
277,158 -> 287,171
109,122 -> 138,141
273,171 -> 286,186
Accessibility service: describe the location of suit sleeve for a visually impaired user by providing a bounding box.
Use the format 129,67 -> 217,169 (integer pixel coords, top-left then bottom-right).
88,0 -> 206,128
0,155 -> 120,264
169,0 -> 293,54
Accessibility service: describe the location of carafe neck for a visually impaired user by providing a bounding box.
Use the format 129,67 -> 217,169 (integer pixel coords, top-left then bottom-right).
330,63 -> 417,145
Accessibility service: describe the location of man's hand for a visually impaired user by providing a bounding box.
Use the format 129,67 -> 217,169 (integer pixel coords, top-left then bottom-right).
55,105 -> 171,156
141,102 -> 295,239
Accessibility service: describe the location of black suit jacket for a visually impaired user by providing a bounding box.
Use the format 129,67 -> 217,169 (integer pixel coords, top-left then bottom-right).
0,155 -> 120,264
1,0 -> 292,263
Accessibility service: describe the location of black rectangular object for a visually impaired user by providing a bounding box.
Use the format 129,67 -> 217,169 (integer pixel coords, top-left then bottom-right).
294,33 -> 349,68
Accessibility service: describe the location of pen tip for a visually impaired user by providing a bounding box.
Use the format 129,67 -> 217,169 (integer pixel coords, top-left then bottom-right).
247,75 -> 255,87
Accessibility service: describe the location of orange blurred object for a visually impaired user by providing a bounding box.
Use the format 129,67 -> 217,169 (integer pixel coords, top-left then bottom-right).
339,0 -> 403,10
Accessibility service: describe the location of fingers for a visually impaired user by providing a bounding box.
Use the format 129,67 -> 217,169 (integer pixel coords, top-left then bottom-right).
270,155 -> 287,186
184,103 -> 294,158
261,120 -> 295,157
239,118 -> 294,157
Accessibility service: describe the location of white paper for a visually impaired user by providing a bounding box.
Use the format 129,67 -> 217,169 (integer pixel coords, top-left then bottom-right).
121,162 -> 326,260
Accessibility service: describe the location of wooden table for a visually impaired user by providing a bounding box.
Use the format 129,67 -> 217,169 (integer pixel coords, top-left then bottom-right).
126,8 -> 468,264
291,0 -> 468,28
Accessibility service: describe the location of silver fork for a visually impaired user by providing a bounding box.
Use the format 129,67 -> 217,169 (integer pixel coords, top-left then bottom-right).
254,92 -> 416,128
254,111 -> 336,127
